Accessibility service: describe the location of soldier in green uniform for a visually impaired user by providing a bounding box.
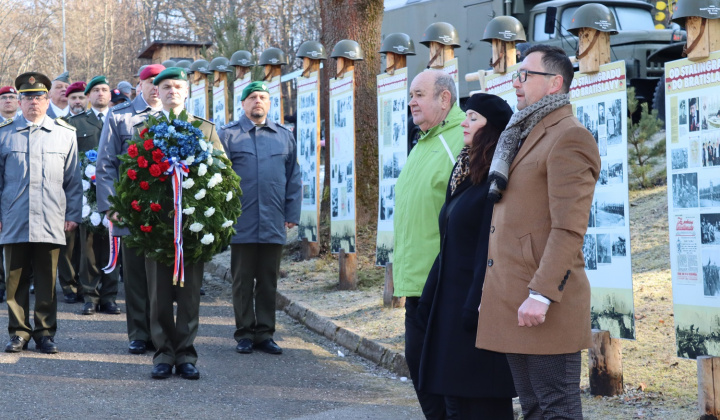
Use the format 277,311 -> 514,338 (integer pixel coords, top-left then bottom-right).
67,76 -> 121,316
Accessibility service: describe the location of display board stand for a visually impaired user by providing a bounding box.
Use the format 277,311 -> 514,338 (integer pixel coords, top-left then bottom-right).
232,66 -> 252,122
264,64 -> 284,124
299,56 -> 322,260
190,72 -> 209,120
427,41 -> 454,69
213,71 -> 230,126
490,39 -> 516,74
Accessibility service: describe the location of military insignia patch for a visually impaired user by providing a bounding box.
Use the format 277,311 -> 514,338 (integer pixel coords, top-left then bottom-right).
55,118 -> 76,131
0,118 -> 13,128
29,76 -> 36,84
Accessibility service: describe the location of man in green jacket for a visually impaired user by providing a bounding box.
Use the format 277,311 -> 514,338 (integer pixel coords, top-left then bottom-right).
393,69 -> 465,417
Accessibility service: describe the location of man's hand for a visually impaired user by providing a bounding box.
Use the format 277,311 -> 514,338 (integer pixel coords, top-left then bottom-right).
518,297 -> 549,327
107,211 -> 121,222
285,222 -> 297,229
64,221 -> 78,232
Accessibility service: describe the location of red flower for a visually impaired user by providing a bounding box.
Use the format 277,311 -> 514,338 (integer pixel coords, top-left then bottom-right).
131,200 -> 141,211
140,225 -> 153,232
127,144 -> 139,158
159,161 -> 170,173
127,169 -> 137,180
149,164 -> 162,177
91,175 -> 96,181
137,156 -> 149,168
150,203 -> 161,212
152,149 -> 165,164
159,175 -> 168,182
140,181 -> 150,190
140,128 -> 149,139
144,139 -> 154,151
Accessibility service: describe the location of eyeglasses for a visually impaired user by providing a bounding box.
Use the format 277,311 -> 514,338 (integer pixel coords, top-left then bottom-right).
21,95 -> 48,102
512,69 -> 558,83
0,95 -> 17,101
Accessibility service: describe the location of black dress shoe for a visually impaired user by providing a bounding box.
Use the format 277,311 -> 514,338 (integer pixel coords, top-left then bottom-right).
63,293 -> 78,304
236,338 -> 253,354
254,339 -> 282,355
99,302 -> 121,314
151,363 -> 173,379
175,363 -> 200,380
81,302 -> 96,315
128,340 -> 147,354
5,336 -> 28,353
146,341 -> 156,351
36,336 -> 58,354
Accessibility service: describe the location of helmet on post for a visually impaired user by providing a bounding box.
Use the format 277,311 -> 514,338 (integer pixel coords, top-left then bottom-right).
259,48 -> 288,66
330,39 -> 364,61
209,56 -> 233,73
135,65 -> 148,78
379,33 -> 416,55
188,59 -> 211,75
420,22 -> 461,48
672,0 -> 720,27
482,16 -> 527,42
568,3 -> 619,36
297,41 -> 328,60
161,59 -> 177,68
175,59 -> 192,70
230,50 -> 255,67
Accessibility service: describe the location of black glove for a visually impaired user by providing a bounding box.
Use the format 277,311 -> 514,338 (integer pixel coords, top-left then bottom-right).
461,307 -> 479,333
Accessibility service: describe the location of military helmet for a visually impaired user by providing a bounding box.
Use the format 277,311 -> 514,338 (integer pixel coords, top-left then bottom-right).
568,3 -> 619,36
230,50 -> 255,67
379,33 -> 416,56
330,39 -> 364,61
188,59 -> 211,75
161,59 -> 177,68
297,41 -> 328,60
209,56 -> 233,73
420,22 -> 461,48
175,59 -> 192,69
259,48 -> 288,66
135,64 -> 148,78
672,0 -> 720,27
482,16 -> 527,42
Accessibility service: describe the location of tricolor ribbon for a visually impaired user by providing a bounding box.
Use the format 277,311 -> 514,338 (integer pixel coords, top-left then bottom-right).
102,220 -> 121,274
166,157 -> 190,286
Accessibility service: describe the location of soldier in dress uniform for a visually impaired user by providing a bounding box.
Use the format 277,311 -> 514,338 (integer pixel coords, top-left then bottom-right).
67,76 -> 121,316
46,71 -> 70,119
66,82 -> 88,118
0,72 -> 82,354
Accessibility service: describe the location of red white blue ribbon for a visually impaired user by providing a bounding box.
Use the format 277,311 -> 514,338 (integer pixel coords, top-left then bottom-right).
102,220 -> 121,274
166,158 -> 190,286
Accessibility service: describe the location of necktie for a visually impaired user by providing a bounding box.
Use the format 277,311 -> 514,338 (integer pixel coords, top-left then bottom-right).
98,113 -> 103,122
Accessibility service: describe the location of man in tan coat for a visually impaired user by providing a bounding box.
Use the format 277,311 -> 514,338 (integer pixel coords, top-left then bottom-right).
476,45 -> 600,418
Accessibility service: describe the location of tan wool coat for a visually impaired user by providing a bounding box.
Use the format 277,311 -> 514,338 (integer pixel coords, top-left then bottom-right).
476,105 -> 601,355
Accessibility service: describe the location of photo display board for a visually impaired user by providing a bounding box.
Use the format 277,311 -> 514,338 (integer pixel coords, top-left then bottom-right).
571,61 -> 635,340
267,75 -> 283,124
233,73 -> 252,121
329,71 -> 356,254
442,57 -> 460,106
375,67 -> 409,266
665,52 -> 720,358
481,63 -> 520,111
296,71 -> 321,243
190,79 -> 207,120
212,78 -> 227,127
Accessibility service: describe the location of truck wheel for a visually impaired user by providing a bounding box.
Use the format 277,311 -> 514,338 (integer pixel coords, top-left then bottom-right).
652,74 -> 665,122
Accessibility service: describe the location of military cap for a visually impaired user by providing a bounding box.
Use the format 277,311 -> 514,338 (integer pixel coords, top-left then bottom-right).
152,67 -> 188,86
15,72 -> 52,96
53,71 -> 70,84
65,81 -> 87,97
0,86 -> 17,96
135,65 -> 148,78
111,88 -> 129,104
240,81 -> 270,101
140,64 -> 165,81
117,81 -> 134,95
85,75 -> 110,95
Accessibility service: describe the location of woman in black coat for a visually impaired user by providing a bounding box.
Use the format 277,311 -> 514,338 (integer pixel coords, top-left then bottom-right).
417,93 -> 516,419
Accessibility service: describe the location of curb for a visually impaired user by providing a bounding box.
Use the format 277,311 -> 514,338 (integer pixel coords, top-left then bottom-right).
205,258 -> 410,377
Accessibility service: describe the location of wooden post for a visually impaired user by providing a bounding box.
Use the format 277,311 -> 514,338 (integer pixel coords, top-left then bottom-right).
685,16 -> 710,61
301,238 -> 320,259
385,52 -> 407,75
490,39 -> 517,74
263,64 -> 282,81
427,41 -> 455,69
588,329 -> 623,396
335,57 -> 355,79
302,57 -> 321,77
577,28 -> 611,73
382,262 -> 405,308
709,19 -> 720,53
338,249 -> 357,290
213,71 -> 231,125
235,66 -> 251,80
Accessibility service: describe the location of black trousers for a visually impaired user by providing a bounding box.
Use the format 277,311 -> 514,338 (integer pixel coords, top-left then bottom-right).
444,396 -> 514,419
405,296 -> 447,419
506,352 -> 583,420
57,228 -> 80,295
122,243 -> 150,342
80,229 -> 119,305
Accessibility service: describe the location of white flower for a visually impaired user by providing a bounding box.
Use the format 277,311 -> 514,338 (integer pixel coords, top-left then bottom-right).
85,164 -> 96,178
197,163 -> 208,176
194,189 -> 206,200
182,178 -> 195,189
82,180 -> 90,191
102,215 -> 110,228
82,195 -> 88,205
199,140 -> 208,151
200,233 -> 214,245
207,173 -> 222,188
222,219 -> 234,228
189,222 -> 204,232
226,191 -> 233,201
90,212 -> 102,226
185,155 -> 195,165
82,205 -> 91,218
206,156 -> 213,165
183,207 -> 195,215
204,207 -> 215,217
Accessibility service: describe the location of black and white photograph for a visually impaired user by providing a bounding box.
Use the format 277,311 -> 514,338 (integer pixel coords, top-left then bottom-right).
590,289 -> 635,339
607,98 -> 623,146
375,231 -> 394,266
346,177 -> 353,193
330,221 -> 356,254
392,152 -> 406,178
607,159 -> 624,185
382,155 -> 394,180
347,161 -> 353,176
672,172 -> 699,208
393,97 -> 405,112
672,148 -> 689,170
331,188 -> 339,217
392,120 -> 406,148
679,99 -> 687,125
597,233 -> 612,264
702,137 -> 720,167
583,234 -> 597,270
689,97 -> 701,132
298,212 -> 318,242
588,199 -> 596,228
333,97 -> 352,128
598,101 -> 606,125
597,161 -> 608,186
300,91 -> 316,109
578,102 -> 599,144
700,174 -> 720,207
379,185 -> 395,221
701,213 -> 720,245
594,191 -> 626,228
702,248 -> 720,296
611,234 -> 627,257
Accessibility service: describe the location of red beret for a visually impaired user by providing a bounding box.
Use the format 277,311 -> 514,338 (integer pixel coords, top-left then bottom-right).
66,81 -> 87,97
139,64 -> 166,81
0,86 -> 17,96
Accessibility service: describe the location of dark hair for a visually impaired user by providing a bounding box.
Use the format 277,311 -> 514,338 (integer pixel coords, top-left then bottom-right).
469,122 -> 503,185
522,44 -> 573,93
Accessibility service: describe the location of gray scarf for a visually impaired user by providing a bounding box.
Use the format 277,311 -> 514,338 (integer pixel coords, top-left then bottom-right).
487,93 -> 570,202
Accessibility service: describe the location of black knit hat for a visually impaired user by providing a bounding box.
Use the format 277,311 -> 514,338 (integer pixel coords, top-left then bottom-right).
465,93 -> 513,130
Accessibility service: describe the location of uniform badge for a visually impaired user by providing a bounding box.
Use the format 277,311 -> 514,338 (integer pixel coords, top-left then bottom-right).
29,76 -> 36,85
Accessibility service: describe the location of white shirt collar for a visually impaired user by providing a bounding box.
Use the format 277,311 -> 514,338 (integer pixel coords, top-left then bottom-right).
91,107 -> 109,123
50,101 -> 69,117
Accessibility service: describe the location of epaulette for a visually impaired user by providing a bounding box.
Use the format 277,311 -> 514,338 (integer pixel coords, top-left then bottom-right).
220,120 -> 240,130
55,118 -> 76,131
192,115 -> 211,123
67,112 -> 82,120
275,122 -> 290,131
0,118 -> 13,128
112,102 -> 132,111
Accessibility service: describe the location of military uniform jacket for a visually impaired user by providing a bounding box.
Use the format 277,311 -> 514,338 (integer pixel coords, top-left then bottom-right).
0,115 -> 82,245
67,109 -> 104,152
218,113 -> 301,244
475,105 -> 601,355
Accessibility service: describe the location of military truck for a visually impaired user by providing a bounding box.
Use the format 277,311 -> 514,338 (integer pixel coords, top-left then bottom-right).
382,0 -> 685,111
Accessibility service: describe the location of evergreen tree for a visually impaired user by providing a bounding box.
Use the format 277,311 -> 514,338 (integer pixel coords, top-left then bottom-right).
627,87 -> 664,189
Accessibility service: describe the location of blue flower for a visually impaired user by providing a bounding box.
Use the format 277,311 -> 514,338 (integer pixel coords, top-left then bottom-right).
85,150 -> 98,162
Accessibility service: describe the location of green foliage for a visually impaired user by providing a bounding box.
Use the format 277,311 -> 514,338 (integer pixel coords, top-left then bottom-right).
627,87 -> 665,189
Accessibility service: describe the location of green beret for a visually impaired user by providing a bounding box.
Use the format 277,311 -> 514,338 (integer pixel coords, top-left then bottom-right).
85,75 -> 109,95
241,81 -> 270,101
152,67 -> 188,86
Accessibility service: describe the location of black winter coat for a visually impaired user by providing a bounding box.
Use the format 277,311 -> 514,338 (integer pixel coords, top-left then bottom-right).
417,173 -> 516,399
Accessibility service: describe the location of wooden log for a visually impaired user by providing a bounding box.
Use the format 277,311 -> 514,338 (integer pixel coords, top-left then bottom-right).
235,66 -> 251,80
338,249 -> 357,290
428,41 -> 455,69
335,57 -> 355,79
697,355 -> 720,418
382,262 -> 405,308
686,16 -> 710,61
588,329 -> 623,396
263,64 -> 282,81
577,28 -> 610,74
385,52 -> 407,75
490,39 -> 517,74
709,18 -> 720,53
300,238 -> 320,260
